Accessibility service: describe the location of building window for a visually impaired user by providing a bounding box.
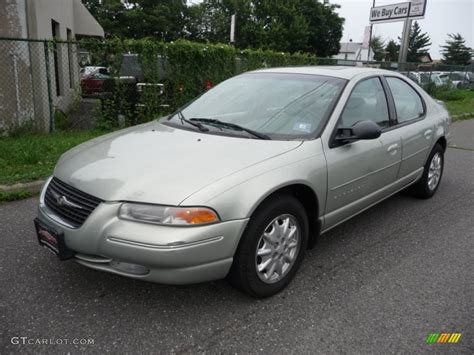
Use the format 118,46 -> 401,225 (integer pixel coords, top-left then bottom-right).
67,28 -> 73,88
51,19 -> 61,96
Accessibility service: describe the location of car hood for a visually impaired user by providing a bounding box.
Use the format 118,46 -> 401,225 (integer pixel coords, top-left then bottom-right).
54,121 -> 302,205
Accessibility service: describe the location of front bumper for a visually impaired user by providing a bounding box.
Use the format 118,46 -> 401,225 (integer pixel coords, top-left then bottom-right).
37,185 -> 249,284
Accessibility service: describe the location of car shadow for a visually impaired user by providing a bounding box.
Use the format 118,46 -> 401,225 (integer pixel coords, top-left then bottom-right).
56,189 -> 435,307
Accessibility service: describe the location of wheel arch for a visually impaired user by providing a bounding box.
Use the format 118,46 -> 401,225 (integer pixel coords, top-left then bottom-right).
436,136 -> 447,151
248,183 -> 321,249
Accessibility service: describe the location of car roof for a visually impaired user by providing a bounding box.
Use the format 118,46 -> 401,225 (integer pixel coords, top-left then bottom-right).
252,66 -> 399,80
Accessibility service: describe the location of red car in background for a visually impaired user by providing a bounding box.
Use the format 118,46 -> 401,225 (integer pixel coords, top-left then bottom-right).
80,67 -> 110,96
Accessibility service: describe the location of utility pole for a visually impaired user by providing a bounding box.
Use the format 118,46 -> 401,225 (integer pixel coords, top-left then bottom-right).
367,0 -> 375,62
230,14 -> 236,45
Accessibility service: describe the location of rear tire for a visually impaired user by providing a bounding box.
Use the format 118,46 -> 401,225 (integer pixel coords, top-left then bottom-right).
409,143 -> 444,199
228,194 -> 308,298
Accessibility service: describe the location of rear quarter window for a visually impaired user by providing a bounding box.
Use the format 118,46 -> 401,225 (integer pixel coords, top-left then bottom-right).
386,77 -> 425,123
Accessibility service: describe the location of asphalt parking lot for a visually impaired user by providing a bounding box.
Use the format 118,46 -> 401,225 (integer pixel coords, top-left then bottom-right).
1,120 -> 473,354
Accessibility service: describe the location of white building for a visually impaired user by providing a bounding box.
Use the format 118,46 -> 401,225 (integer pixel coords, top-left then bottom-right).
0,0 -> 104,133
333,41 -> 375,63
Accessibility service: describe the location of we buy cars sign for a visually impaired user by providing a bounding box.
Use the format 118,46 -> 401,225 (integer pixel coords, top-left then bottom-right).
370,2 -> 410,23
370,0 -> 427,23
409,0 -> 427,18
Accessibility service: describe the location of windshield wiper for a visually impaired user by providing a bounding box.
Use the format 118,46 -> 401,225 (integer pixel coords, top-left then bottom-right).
172,111 -> 209,132
190,118 -> 271,140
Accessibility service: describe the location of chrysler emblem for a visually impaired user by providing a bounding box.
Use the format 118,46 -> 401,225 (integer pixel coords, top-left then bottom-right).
51,191 -> 83,210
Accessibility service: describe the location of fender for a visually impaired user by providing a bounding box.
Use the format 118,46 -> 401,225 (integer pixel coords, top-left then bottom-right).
180,139 -> 328,222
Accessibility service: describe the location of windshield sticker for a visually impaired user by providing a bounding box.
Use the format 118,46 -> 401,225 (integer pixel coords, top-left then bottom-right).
293,122 -> 312,133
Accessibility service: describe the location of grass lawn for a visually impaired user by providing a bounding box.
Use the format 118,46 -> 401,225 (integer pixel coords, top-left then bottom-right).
0,130 -> 105,185
0,190 -> 34,203
431,89 -> 474,119
445,90 -> 474,118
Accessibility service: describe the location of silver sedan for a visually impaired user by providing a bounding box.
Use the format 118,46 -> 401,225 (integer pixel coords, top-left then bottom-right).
34,67 -> 451,298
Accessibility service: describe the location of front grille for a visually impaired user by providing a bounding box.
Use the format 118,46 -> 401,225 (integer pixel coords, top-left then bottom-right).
44,177 -> 103,228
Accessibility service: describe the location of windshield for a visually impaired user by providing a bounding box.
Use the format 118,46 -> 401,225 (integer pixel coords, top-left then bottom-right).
449,73 -> 464,81
169,73 -> 346,139
438,74 -> 450,84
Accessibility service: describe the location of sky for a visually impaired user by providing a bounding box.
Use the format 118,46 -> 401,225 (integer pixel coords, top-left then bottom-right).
333,0 -> 474,59
188,0 -> 473,60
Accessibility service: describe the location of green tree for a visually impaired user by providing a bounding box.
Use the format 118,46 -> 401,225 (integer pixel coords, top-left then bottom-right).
183,2 -> 213,42
299,0 -> 344,57
441,33 -> 472,65
184,0 -> 261,47
185,0 -> 344,56
126,0 -> 187,40
385,39 -> 400,62
82,0 -> 129,37
84,0 -> 344,55
406,21 -> 431,62
250,0 -> 311,53
82,0 -> 187,40
370,35 -> 385,61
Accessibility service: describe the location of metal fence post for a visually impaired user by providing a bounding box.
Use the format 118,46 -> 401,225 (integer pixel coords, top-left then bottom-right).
43,40 -> 54,132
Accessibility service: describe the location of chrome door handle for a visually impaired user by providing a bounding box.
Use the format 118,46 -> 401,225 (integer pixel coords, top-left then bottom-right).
424,129 -> 433,139
387,144 -> 399,155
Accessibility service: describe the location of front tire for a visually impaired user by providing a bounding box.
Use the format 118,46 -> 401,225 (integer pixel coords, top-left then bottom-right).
409,143 -> 444,199
228,194 -> 308,298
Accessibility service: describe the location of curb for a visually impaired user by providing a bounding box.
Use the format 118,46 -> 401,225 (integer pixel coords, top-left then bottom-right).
452,112 -> 474,121
0,180 -> 45,194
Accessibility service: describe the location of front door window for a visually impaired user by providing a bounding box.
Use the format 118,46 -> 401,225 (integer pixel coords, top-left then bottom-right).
340,77 -> 390,129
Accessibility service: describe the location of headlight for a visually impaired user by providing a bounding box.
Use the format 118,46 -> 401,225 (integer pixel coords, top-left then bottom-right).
119,203 -> 220,226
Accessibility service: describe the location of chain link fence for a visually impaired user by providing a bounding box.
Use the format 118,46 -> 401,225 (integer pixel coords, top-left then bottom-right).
0,37 -> 472,135
0,37 -> 82,134
318,58 -> 473,90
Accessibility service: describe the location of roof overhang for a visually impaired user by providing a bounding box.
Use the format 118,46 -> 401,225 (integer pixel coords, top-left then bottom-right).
73,0 -> 104,37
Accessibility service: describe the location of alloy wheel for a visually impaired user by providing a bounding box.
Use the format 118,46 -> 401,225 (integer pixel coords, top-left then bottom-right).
428,152 -> 442,190
255,214 -> 301,284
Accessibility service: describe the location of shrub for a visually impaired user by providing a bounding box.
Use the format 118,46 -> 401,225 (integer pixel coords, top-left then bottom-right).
430,85 -> 464,102
80,38 -> 318,129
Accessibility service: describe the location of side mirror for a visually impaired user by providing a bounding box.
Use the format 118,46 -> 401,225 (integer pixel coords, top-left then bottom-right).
334,120 -> 382,145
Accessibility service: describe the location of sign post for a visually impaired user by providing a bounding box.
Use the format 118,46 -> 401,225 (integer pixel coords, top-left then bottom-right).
369,0 -> 427,65
398,17 -> 413,65
367,0 -> 375,62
